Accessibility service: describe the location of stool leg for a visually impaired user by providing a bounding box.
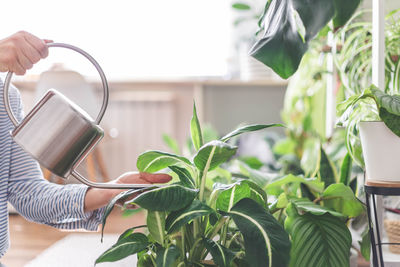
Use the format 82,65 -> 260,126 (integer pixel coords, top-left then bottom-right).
372,194 -> 385,267
366,192 -> 379,267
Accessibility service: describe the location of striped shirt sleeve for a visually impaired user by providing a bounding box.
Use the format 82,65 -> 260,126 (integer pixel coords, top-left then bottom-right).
6,85 -> 104,231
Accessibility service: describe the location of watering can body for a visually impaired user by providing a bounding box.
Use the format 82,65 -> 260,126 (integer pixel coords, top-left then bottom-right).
12,89 -> 103,178
3,43 -> 156,190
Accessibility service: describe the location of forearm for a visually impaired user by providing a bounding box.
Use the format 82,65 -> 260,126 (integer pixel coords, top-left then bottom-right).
84,187 -> 121,213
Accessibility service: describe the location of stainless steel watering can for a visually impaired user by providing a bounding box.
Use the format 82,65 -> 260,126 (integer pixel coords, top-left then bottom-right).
3,43 -> 155,189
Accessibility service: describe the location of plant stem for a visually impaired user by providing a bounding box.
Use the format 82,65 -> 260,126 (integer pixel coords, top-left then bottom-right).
181,227 -> 186,261
221,218 -> 230,246
206,216 -> 228,239
199,146 -> 216,202
226,231 -> 241,248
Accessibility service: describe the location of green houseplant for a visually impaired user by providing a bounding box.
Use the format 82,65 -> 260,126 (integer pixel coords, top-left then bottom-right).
96,102 -> 367,267
96,104 -> 290,267
337,85 -> 400,181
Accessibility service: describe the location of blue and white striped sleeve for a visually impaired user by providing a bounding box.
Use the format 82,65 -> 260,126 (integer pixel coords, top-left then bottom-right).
7,86 -> 104,231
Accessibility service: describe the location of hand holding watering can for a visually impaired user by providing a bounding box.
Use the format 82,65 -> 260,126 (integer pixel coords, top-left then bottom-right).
1,32 -> 170,211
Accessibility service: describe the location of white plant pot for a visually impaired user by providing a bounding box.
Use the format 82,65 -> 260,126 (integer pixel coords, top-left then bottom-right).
359,121 -> 400,182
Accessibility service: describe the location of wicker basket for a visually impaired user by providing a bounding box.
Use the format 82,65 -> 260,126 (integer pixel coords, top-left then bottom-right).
384,220 -> 400,254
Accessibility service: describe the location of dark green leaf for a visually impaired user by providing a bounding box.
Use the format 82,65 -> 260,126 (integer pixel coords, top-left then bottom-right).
193,141 -> 237,172
138,253 -> 155,267
137,151 -> 192,173
155,245 -> 180,267
117,225 -> 147,242
332,0 -> 361,28
232,2 -> 251,10
95,233 -> 149,264
319,147 -> 337,187
322,183 -> 364,218
129,184 -> 198,212
250,0 -> 334,79
339,153 -> 353,185
285,204 -> 352,267
203,238 -> 236,267
216,180 -> 267,211
379,107 -> 400,137
169,166 -> 195,188
191,102 -> 203,151
147,211 -> 166,245
221,124 -> 283,142
165,200 -> 214,233
101,189 -> 142,242
227,198 -> 291,267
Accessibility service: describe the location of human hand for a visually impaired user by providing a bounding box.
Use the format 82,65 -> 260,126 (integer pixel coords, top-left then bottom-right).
84,172 -> 172,212
0,31 -> 52,75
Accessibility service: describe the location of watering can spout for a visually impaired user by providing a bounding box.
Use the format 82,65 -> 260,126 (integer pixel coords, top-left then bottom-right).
2,43 -> 157,190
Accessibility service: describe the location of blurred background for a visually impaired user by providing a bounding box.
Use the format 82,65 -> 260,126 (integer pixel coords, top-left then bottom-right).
1,0 -> 286,180
2,0 -> 400,266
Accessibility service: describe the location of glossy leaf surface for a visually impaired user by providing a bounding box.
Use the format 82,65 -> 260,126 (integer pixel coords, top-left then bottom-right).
285,204 -> 352,267
266,174 -> 324,193
169,166 -> 195,188
203,238 -> 236,267
147,211 -> 166,245
227,198 -> 290,267
250,0 -> 360,79
165,200 -> 214,233
155,245 -> 180,267
193,140 -> 237,172
137,151 -> 192,173
95,233 -> 148,264
129,184 -> 198,212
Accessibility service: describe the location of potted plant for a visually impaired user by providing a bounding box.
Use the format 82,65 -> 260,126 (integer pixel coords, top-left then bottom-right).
95,104 -> 290,266
337,85 -> 400,182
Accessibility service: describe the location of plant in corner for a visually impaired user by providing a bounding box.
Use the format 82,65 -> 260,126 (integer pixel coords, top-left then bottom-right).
95,103 -> 290,266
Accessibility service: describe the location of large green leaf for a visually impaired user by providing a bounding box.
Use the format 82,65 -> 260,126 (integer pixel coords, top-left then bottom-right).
165,199 -> 214,233
322,183 -> 364,217
147,211 -> 166,245
169,166 -> 195,188
191,102 -> 203,151
216,180 -> 267,211
332,0 -> 361,28
220,124 -> 283,142
266,174 -> 324,193
250,0 -> 360,79
95,233 -> 149,264
250,0 -> 334,79
227,198 -> 291,267
155,245 -> 180,267
129,184 -> 198,211
193,140 -> 237,172
203,238 -> 236,267
285,204 -> 352,267
137,151 -> 192,173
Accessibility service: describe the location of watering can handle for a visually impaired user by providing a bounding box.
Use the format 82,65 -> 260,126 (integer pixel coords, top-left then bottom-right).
3,42 -> 109,126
